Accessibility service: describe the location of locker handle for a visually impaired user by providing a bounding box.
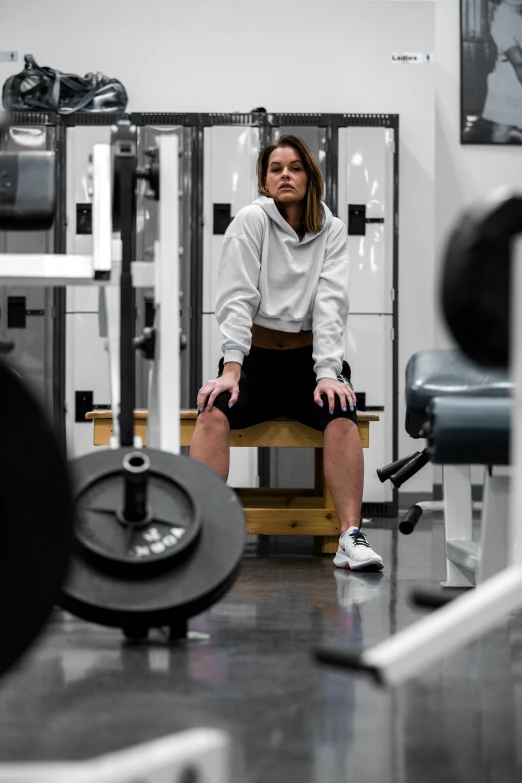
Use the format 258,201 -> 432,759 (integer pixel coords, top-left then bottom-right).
6,297 -> 45,329
348,204 -> 385,236
7,296 -> 26,329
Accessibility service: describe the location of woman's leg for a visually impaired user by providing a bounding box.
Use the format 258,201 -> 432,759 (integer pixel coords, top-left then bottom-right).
189,407 -> 231,482
323,417 -> 364,534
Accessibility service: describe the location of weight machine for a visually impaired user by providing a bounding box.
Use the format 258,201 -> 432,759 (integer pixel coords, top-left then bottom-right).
315,192 -> 522,687
0,118 -> 243,780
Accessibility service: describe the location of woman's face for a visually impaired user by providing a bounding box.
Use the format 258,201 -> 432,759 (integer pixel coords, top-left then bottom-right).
264,146 -> 309,205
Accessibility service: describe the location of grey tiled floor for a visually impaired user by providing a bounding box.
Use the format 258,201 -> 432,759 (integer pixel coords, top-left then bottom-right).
0,520 -> 521,782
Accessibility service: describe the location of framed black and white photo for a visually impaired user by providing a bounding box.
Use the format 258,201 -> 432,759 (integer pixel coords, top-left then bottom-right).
461,0 -> 522,144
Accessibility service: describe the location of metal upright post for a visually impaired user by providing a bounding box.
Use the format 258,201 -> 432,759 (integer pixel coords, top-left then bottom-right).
113,123 -> 138,448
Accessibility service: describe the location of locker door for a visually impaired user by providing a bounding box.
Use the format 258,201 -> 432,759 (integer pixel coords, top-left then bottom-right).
203,127 -> 261,313
345,314 -> 394,503
271,126 -> 327,180
338,127 -> 394,315
66,126 -> 112,457
202,127 -> 260,489
0,125 -> 55,410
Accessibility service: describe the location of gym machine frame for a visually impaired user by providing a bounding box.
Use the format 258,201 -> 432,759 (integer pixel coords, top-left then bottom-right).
0,127 -> 181,454
0,121 -> 245,645
0,122 -> 239,781
316,235 -> 522,688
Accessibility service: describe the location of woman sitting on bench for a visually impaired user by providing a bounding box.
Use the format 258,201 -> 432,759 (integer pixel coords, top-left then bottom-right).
189,134 -> 383,571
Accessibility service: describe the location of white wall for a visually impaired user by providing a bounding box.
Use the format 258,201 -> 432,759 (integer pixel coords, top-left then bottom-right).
433,0 -> 521,487
434,0 -> 522,349
0,0 -> 436,491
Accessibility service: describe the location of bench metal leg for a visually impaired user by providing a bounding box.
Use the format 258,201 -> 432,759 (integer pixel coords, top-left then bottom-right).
441,464 -> 475,587
477,469 -> 510,584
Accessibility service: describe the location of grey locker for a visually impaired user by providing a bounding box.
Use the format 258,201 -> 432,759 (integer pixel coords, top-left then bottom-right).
65,126 -> 112,458
272,126 -> 327,180
202,126 -> 261,488
0,125 -> 55,413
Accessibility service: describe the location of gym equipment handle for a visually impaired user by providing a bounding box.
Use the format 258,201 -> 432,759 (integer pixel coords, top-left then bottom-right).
390,449 -> 430,488
377,452 -> 421,484
399,504 -> 423,535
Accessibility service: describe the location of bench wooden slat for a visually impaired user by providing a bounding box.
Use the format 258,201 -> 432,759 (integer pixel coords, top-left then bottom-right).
90,417 -> 370,448
245,509 -> 340,536
86,409 -> 380,422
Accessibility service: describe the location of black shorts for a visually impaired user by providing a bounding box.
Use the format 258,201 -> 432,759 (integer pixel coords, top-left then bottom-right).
209,344 -> 358,432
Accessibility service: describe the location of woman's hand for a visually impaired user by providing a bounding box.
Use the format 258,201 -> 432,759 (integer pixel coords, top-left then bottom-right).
197,374 -> 240,412
314,377 -> 356,413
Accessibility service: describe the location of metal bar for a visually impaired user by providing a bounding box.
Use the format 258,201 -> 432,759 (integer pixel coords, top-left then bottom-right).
99,285 -> 121,445
118,151 -> 137,448
92,144 -> 112,278
391,122 -> 399,516
52,121 -> 67,456
0,255 -> 102,285
190,122 -> 204,403
0,728 -> 232,783
156,134 -> 180,454
361,565 -> 522,686
509,235 -> 522,566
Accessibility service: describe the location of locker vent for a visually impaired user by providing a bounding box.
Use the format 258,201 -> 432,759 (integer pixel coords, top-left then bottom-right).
131,113 -> 193,126
341,114 -> 396,127
205,113 -> 261,125
7,111 -> 54,125
272,114 -> 324,125
62,113 -> 130,126
362,502 -> 397,518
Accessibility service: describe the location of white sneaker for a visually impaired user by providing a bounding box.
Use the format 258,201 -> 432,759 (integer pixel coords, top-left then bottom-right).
333,527 -> 384,571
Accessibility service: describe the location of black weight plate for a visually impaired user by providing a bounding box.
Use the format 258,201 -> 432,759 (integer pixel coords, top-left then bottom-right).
441,193 -> 522,368
75,465 -> 201,573
60,448 -> 245,628
0,359 -> 73,677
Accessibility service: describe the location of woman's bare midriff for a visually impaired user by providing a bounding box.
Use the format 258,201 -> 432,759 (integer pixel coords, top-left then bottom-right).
251,323 -> 313,350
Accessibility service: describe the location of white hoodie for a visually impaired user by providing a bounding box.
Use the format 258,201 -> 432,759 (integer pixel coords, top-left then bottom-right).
215,195 -> 350,381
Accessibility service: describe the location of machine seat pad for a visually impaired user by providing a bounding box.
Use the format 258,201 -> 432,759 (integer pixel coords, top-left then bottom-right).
405,349 -> 510,438
427,396 -> 510,466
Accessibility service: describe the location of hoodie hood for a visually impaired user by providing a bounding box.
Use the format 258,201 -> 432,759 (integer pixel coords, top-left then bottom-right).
252,196 -> 332,244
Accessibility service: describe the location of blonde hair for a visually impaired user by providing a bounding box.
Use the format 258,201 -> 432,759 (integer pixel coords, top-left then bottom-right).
257,134 -> 324,234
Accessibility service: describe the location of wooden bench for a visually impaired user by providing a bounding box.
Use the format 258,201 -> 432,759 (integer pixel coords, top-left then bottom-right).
86,409 -> 379,554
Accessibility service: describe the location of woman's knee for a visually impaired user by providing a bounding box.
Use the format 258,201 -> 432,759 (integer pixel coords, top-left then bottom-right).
197,406 -> 230,431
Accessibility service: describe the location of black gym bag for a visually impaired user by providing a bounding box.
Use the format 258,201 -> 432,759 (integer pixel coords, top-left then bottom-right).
2,54 -> 128,115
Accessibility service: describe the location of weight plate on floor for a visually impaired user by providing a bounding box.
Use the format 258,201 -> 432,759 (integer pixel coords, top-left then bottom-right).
0,358 -> 73,677
60,448 -> 245,629
75,462 -> 201,574
441,192 -> 522,368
